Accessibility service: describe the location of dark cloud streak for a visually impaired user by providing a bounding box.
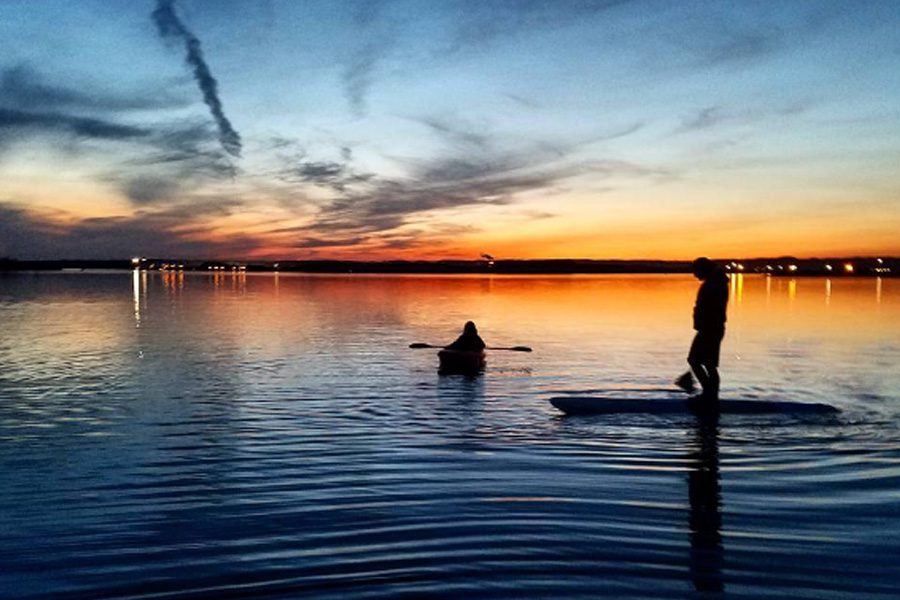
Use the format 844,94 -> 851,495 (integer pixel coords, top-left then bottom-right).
0,201 -> 261,260
0,108 -> 148,140
152,0 -> 242,157
0,65 -> 189,113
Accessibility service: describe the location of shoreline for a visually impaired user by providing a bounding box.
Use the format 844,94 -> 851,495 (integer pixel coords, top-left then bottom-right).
1,257 -> 896,277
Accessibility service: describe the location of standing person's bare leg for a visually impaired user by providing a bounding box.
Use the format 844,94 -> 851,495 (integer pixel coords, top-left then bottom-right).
689,357 -> 710,392
706,366 -> 720,399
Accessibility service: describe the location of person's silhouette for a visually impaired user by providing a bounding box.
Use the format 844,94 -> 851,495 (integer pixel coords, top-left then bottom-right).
687,257 -> 729,400
445,321 -> 486,351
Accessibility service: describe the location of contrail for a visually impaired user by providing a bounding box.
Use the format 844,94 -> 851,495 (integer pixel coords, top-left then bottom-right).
152,0 -> 242,158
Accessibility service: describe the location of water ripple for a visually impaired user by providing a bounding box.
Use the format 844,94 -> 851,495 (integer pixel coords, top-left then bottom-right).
1,273 -> 899,598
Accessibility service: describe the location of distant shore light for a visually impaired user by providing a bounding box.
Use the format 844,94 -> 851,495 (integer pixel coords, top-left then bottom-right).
844,263 -> 854,273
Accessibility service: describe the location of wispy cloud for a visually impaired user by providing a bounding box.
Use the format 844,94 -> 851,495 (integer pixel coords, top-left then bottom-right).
298,150 -> 585,240
279,158 -> 374,193
417,116 -> 492,150
445,0 -> 631,52
120,121 -> 237,183
661,15 -> 788,71
676,101 -> 815,134
259,111 -> 661,252
291,235 -> 367,249
339,0 -> 397,117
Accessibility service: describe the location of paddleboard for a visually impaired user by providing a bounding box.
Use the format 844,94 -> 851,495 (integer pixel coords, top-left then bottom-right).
549,396 -> 839,416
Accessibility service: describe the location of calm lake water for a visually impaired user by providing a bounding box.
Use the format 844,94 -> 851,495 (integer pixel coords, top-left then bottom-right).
1,271 -> 899,599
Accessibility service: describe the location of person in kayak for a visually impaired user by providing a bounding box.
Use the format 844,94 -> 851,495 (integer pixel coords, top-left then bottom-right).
445,321 -> 486,351
685,257 -> 729,400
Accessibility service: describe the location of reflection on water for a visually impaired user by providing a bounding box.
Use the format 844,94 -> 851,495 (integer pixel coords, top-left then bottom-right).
1,272 -> 899,599
688,413 -> 723,594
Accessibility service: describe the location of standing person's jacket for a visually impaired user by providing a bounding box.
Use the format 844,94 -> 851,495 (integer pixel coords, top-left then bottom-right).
693,269 -> 729,332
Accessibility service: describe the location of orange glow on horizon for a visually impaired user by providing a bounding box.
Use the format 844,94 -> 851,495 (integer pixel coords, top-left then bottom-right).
4,184 -> 900,261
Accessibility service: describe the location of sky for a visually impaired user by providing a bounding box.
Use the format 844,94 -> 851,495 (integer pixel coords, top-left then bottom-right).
1,0 -> 899,261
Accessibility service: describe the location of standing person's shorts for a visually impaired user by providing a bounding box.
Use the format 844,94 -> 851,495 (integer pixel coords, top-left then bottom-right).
688,328 -> 725,368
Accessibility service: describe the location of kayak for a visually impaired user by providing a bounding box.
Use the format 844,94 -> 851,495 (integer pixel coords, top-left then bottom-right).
549,396 -> 839,415
438,349 -> 486,373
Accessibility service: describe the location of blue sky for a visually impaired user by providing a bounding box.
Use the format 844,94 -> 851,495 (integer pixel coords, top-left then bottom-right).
1,0 -> 899,259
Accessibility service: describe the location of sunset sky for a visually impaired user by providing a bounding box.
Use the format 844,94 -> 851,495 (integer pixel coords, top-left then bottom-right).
1,0 -> 899,260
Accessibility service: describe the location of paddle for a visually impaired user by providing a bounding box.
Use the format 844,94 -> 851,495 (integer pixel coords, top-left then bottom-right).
409,343 -> 532,352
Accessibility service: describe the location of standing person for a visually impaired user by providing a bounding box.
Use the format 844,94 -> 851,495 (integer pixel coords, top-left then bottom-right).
686,257 -> 729,400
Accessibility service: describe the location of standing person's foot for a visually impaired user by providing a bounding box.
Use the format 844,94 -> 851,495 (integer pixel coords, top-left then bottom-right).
686,391 -> 720,414
675,371 -> 696,393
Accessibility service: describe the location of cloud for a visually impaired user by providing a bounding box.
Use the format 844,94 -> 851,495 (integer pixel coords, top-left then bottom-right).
291,235 -> 367,249
122,176 -> 183,204
343,43 -> 382,118
152,0 -> 242,157
446,0 -> 632,51
0,66 -> 235,191
504,93 -> 543,110
0,200 -> 261,260
703,28 -> 784,66
86,121 -> 237,207
0,108 -> 149,141
679,106 -> 726,131
418,116 -> 492,150
663,15 -> 787,71
127,121 -> 237,178
264,112 -> 661,251
280,159 -> 374,192
676,101 -> 815,134
519,209 -> 556,220
303,150 -> 585,237
0,64 -> 189,113
340,0 -> 396,117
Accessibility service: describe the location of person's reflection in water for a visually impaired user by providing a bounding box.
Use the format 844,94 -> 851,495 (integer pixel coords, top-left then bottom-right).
688,411 -> 725,593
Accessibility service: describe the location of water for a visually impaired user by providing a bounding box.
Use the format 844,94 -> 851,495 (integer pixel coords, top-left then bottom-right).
1,271 -> 898,598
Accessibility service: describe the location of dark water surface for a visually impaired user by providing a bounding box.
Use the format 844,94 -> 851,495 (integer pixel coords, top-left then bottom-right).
1,272 -> 899,598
